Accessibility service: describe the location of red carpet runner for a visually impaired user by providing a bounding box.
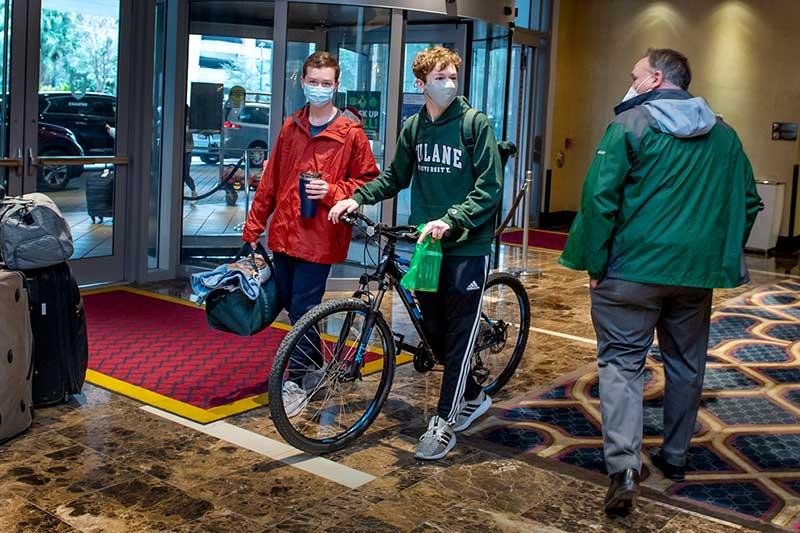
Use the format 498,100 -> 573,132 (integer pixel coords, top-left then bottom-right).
500,228 -> 568,251
83,288 -> 387,423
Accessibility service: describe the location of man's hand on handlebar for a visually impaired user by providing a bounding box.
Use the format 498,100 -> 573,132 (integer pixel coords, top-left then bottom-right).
329,198 -> 360,224
418,220 -> 451,243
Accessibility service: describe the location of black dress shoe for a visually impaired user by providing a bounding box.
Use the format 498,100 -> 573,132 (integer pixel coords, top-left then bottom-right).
649,448 -> 685,481
604,468 -> 640,514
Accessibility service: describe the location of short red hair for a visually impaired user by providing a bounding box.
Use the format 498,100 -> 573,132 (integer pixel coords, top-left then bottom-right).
302,51 -> 340,81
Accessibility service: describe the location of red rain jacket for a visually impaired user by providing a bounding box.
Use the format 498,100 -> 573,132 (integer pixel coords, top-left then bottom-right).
242,106 -> 378,264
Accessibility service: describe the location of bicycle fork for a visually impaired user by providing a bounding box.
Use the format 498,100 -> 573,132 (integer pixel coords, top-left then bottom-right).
342,280 -> 390,379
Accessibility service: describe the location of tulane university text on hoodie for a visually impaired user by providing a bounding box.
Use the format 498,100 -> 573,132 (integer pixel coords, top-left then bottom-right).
559,89 -> 762,289
352,96 -> 503,257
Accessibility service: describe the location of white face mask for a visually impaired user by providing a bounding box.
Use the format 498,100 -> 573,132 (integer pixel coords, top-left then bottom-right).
425,79 -> 457,109
621,86 -> 639,103
621,74 -> 655,103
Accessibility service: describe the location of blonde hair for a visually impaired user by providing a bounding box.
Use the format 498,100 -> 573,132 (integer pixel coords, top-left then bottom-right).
412,46 -> 462,81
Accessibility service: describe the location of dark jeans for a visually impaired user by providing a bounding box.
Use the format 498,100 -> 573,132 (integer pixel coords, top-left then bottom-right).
590,278 -> 712,475
183,153 -> 196,193
273,252 -> 331,383
416,255 -> 489,422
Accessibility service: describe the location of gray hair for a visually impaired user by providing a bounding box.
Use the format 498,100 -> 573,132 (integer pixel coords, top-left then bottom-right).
646,48 -> 691,90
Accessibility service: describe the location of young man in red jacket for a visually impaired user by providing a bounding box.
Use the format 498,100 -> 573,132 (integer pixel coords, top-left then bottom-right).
242,51 -> 378,416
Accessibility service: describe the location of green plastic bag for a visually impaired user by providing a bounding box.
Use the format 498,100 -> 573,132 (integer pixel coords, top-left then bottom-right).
400,225 -> 443,293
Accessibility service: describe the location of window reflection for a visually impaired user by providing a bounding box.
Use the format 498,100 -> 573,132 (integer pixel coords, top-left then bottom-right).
181,1 -> 275,268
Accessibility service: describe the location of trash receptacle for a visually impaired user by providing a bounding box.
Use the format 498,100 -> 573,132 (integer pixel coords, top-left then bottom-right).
746,180 -> 785,252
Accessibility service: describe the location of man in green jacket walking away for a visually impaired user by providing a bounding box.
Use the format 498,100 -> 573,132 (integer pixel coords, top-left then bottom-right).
559,48 -> 761,513
329,46 -> 503,460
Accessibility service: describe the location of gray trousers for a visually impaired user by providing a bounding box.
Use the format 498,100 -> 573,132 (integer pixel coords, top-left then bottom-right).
590,278 -> 712,476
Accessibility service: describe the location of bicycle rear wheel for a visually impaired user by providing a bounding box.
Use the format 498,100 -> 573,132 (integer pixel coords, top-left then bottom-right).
268,298 -> 396,454
474,272 -> 530,396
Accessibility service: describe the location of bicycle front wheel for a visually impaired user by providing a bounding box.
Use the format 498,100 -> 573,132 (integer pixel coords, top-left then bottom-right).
474,272 -> 531,396
268,298 -> 396,454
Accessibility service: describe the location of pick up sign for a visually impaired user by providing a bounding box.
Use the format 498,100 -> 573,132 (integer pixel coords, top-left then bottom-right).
346,91 -> 381,140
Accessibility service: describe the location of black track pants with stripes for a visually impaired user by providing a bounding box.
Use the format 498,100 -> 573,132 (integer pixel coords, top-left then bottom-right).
416,255 -> 489,423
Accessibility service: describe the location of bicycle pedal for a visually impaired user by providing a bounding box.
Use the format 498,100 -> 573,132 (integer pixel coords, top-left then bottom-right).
413,350 -> 436,373
393,332 -> 406,347
472,367 -> 490,384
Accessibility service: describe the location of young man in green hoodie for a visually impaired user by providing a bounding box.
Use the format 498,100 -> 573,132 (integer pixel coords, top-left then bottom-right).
329,46 -> 503,460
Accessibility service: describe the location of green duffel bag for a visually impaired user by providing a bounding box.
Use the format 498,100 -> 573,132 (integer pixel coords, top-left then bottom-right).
205,243 -> 280,336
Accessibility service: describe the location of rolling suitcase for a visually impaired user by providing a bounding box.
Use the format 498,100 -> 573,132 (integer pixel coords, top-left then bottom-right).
25,262 -> 89,406
86,168 -> 114,224
0,270 -> 34,443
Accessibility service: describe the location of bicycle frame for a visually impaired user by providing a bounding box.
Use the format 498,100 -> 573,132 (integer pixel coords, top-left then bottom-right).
343,215 -> 509,374
353,236 -> 437,366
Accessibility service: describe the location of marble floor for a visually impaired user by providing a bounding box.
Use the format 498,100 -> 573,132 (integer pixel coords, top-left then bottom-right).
3,245 -> 798,532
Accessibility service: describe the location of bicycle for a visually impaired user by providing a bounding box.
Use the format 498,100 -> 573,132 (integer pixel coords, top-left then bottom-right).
268,211 -> 530,454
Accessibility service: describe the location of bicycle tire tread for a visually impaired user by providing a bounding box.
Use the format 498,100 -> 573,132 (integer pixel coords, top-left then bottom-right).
481,272 -> 531,395
268,298 -> 396,454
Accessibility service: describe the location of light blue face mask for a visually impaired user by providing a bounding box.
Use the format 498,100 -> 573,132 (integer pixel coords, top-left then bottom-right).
304,84 -> 335,107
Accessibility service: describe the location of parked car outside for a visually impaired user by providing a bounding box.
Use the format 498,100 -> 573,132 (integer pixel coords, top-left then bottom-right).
193,131 -> 220,165
39,92 -> 116,157
38,122 -> 85,191
192,102 -> 270,168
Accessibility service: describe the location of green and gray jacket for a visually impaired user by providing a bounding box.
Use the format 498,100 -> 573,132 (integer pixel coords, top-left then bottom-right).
560,89 -> 762,289
352,96 -> 503,256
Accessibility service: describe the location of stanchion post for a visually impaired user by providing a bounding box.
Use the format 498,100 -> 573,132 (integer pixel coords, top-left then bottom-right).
521,170 -> 532,271
244,150 -> 250,221
510,169 -> 540,278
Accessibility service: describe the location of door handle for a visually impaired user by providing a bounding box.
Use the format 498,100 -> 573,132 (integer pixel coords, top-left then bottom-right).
27,148 -> 39,177
0,154 -> 23,175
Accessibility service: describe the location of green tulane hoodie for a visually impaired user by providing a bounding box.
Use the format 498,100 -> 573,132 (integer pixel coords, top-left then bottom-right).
352,96 -> 503,256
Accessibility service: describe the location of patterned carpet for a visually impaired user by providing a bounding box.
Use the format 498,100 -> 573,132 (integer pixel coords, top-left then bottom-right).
472,280 -> 800,529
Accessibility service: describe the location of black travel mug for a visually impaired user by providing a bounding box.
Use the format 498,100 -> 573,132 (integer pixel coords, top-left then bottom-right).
299,171 -> 320,219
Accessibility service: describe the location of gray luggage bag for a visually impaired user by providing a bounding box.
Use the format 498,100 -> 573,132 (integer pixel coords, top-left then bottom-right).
0,193 -> 73,270
0,270 -> 34,443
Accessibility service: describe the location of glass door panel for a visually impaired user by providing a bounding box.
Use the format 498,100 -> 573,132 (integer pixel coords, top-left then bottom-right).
148,0 -> 167,270
181,0 -> 275,268
470,21 -> 511,249
0,0 -> 14,193
470,21 -> 510,140
502,44 -> 523,222
36,0 -> 121,260
284,3 -> 391,279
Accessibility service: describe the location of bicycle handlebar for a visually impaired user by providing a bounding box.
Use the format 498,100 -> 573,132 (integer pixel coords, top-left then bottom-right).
342,212 -> 419,242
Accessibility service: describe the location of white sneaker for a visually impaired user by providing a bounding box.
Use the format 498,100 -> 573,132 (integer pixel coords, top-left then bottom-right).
190,190 -> 198,205
415,415 -> 456,461
282,381 -> 308,418
452,391 -> 492,432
